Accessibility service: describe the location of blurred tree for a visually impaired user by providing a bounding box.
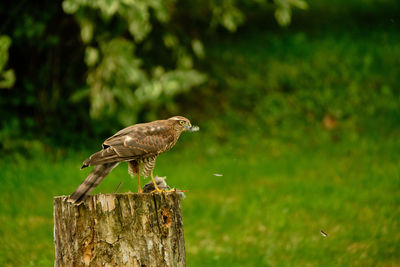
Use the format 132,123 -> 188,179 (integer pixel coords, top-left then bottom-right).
0,35 -> 15,89
63,0 -> 208,124
62,0 -> 307,125
0,0 -> 307,147
0,0 -> 88,147
274,0 -> 308,25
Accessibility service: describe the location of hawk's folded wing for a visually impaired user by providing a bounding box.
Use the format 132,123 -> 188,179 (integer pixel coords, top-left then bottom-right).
83,123 -> 174,167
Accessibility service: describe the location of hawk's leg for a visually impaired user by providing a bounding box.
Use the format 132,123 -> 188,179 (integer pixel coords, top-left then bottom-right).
150,173 -> 163,193
128,161 -> 142,193
137,171 -> 142,193
142,157 -> 164,193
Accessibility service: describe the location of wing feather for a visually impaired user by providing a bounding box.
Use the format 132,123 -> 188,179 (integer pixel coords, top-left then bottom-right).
83,120 -> 177,167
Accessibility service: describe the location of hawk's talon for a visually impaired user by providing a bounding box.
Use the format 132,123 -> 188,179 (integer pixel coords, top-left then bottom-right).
150,188 -> 165,193
150,173 -> 164,193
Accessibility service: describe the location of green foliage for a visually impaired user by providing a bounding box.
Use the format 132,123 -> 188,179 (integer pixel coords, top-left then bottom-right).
0,35 -> 15,89
61,0 -> 306,125
0,1 -> 92,147
274,0 -> 308,26
0,0 -> 309,144
62,0 -> 207,124
1,0 -> 400,148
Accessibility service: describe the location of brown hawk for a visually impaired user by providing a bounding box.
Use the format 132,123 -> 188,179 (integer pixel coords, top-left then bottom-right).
68,116 -> 199,205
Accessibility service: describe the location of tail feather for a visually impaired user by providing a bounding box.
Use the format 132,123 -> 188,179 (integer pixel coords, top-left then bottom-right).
68,162 -> 119,205
81,147 -> 120,168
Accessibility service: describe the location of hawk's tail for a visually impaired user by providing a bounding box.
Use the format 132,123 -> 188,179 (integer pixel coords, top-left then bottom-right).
80,147 -> 119,169
68,162 -> 119,205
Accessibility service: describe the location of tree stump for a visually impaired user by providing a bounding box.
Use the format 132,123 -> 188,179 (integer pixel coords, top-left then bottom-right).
53,193 -> 185,267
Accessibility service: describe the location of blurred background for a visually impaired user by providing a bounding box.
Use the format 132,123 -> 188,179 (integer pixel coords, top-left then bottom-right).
1,0 -> 399,265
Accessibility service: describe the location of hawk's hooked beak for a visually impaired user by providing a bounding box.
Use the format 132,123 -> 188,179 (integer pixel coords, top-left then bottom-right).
185,123 -> 199,132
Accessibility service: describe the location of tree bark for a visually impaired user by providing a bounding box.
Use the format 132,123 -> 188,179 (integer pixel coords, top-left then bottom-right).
53,193 -> 185,267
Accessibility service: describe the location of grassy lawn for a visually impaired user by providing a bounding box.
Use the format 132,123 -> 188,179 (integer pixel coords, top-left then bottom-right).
0,133 -> 399,266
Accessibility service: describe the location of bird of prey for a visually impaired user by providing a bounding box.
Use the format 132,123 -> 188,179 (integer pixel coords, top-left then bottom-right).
68,116 -> 199,205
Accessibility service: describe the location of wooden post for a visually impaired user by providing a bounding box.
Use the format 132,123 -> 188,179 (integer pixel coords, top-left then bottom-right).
53,193 -> 185,267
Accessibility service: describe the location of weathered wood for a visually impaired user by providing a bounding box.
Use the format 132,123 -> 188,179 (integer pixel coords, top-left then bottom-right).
53,193 -> 185,267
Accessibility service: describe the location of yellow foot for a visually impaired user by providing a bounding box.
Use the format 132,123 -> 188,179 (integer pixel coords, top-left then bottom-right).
149,173 -> 164,193
150,186 -> 165,193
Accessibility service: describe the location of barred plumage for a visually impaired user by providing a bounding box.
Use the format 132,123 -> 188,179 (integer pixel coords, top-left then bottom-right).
142,157 -> 156,177
68,162 -> 119,204
68,116 -> 199,205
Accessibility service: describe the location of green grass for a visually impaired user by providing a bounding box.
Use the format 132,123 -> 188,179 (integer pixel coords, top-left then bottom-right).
201,21 -> 400,140
0,134 -> 399,266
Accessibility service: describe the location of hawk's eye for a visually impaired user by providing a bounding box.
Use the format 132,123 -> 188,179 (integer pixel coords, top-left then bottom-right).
179,120 -> 185,126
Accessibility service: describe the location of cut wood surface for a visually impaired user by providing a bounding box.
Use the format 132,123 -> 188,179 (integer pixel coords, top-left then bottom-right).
53,193 -> 185,267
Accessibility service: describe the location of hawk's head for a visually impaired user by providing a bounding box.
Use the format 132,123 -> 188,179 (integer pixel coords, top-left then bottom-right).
168,116 -> 199,132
